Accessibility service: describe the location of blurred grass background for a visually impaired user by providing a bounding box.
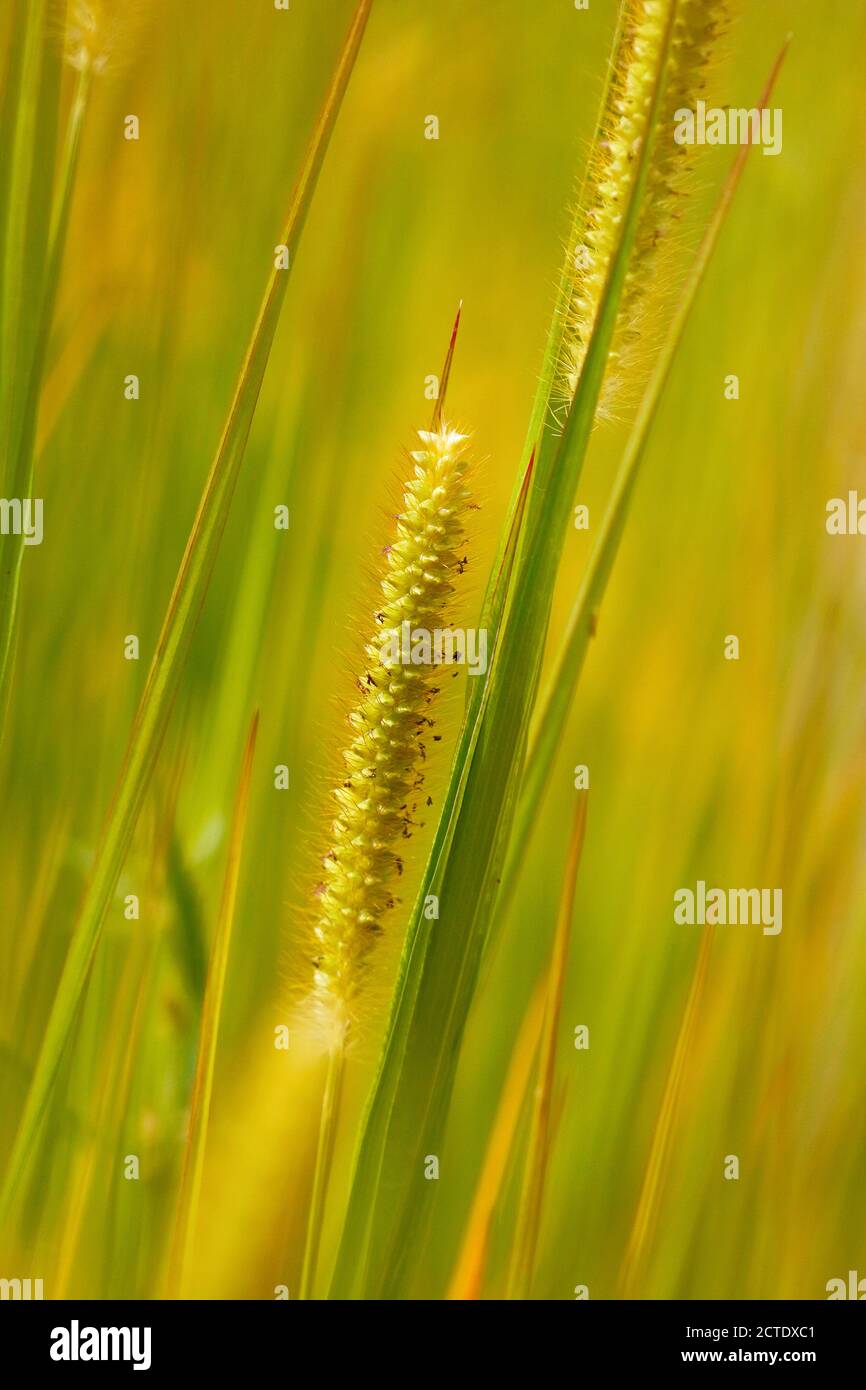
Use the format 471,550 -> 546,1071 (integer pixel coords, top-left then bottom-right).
2,0 -> 865,1299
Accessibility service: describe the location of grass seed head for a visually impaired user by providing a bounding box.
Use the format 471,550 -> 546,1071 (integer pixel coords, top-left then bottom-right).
308,422 -> 472,1037
557,0 -> 730,418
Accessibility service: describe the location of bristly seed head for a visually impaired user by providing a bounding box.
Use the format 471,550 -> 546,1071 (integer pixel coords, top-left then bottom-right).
556,0 -> 731,419
308,423 -> 472,1033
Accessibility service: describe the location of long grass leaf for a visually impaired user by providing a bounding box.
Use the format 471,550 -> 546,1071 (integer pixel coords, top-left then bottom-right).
330,442 -> 535,1296
506,793 -> 587,1299
618,925 -> 713,1296
167,711 -> 259,1297
446,977 -> 547,1301
0,0 -> 62,730
0,0 -> 374,1225
332,0 -> 681,1299
467,0 -> 633,657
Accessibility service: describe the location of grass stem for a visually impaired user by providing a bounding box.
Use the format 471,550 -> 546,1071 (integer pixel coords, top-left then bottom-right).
299,1034 -> 346,1300
506,794 -> 587,1300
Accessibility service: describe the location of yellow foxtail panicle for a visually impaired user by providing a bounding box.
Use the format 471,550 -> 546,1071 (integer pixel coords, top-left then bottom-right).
309,422 -> 473,1036
605,0 -> 731,404
557,0 -> 730,416
556,0 -> 669,410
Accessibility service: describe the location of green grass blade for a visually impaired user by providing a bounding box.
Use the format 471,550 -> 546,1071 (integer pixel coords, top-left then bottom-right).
501,39 -> 792,911
299,1040 -> 346,1301
0,60 -> 89,739
618,924 -> 713,1297
0,0 -> 374,1227
166,832 -> 208,1002
331,0 -> 681,1300
0,0 -> 62,731
446,976 -> 547,1300
329,445 -> 535,1297
506,793 -> 587,1299
0,0 -> 52,452
0,5 -> 27,337
166,711 -> 259,1297
467,0 -> 633,669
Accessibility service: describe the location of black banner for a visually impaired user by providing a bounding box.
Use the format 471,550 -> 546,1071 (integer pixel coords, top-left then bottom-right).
0,1299 -> 862,1374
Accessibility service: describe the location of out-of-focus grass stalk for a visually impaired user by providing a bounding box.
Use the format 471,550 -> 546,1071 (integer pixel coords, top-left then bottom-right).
53,925 -> 155,1296
0,0 -> 61,734
498,39 -> 791,912
0,1 -> 51,446
0,0 -> 374,1228
299,1037 -> 345,1300
0,58 -> 92,736
2,808 -> 68,1021
618,924 -> 713,1296
167,712 -> 259,1298
506,793 -> 587,1300
25,56 -> 93,421
446,979 -> 547,1300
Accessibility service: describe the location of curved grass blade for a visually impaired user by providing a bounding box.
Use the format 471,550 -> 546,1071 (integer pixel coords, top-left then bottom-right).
499,38 -> 792,910
0,55 -> 93,718
298,1037 -> 346,1300
446,977 -> 547,1301
467,0 -> 634,660
331,0 -> 681,1300
0,0 -> 375,1226
329,440 -> 536,1298
506,793 -> 587,1300
618,924 -> 713,1297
